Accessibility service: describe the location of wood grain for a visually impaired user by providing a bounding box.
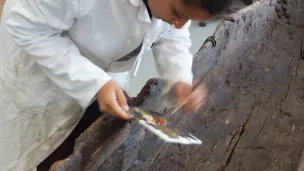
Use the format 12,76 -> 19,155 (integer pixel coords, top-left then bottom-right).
129,0 -> 304,170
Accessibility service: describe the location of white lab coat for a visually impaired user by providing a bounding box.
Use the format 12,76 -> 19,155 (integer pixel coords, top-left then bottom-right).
0,0 -> 193,170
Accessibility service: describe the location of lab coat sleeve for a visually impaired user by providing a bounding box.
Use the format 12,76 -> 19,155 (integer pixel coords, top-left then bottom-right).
6,0 -> 111,108
152,21 -> 193,92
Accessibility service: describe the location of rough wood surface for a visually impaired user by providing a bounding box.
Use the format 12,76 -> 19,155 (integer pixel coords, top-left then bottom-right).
48,116 -> 131,171
129,0 -> 304,170
98,123 -> 146,171
40,79 -> 161,171
43,81 -> 160,171
45,0 -> 304,170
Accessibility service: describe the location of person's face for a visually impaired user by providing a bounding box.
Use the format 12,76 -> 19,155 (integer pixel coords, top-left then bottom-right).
147,0 -> 213,29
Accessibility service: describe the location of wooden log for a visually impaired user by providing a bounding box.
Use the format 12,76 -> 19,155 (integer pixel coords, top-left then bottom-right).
48,116 -> 131,171
46,0 -> 304,170
129,0 -> 304,170
44,80 -> 160,171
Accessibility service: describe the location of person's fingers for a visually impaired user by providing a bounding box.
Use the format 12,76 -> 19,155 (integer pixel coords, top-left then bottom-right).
184,95 -> 201,112
185,96 -> 206,113
107,98 -> 133,120
101,100 -> 132,120
98,101 -> 108,113
184,83 -> 208,113
174,84 -> 192,104
116,88 -> 129,111
183,93 -> 203,113
174,85 -> 183,103
96,80 -> 132,120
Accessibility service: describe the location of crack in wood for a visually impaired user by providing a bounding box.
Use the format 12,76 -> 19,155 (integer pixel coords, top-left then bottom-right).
277,45 -> 302,117
219,102 -> 257,171
239,144 -> 293,150
301,40 -> 304,60
194,141 -> 220,171
293,40 -> 304,85
278,44 -> 301,114
136,143 -> 168,171
130,1 -> 304,170
149,144 -> 167,165
255,114 -> 268,139
266,84 -> 276,101
221,131 -> 240,163
280,63 -> 293,111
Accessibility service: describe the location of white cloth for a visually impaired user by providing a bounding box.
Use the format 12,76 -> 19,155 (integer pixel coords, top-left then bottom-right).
107,71 -> 130,92
0,0 -> 194,170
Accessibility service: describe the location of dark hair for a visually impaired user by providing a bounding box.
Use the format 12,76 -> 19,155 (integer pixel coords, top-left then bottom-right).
183,0 -> 232,15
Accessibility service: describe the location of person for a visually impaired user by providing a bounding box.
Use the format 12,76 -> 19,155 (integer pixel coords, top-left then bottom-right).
0,0 -> 231,170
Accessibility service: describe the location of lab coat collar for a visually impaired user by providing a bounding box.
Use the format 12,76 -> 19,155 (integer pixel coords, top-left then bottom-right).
129,0 -> 152,23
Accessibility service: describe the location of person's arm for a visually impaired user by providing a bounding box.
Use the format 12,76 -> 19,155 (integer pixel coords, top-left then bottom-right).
152,21 -> 193,92
6,0 -> 111,108
153,21 -> 207,112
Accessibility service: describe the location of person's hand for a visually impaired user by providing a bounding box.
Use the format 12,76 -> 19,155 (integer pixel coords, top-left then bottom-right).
97,80 -> 133,120
172,80 -> 208,113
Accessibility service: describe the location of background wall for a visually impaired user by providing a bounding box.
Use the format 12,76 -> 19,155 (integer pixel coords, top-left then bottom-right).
128,20 -> 221,96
